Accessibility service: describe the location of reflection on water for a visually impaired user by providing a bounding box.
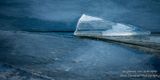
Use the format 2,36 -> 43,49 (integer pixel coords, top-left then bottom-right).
0,31 -> 160,80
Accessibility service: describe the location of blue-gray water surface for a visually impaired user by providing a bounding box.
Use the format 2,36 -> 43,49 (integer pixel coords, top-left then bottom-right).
0,31 -> 160,80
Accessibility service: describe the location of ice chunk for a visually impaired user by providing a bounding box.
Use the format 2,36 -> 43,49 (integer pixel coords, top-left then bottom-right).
74,14 -> 160,51
78,14 -> 103,22
74,14 -> 150,36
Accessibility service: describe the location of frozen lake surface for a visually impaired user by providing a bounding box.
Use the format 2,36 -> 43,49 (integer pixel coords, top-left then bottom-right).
0,30 -> 160,80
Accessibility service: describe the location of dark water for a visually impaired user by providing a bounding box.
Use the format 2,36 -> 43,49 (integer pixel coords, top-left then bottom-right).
0,0 -> 160,32
0,31 -> 160,80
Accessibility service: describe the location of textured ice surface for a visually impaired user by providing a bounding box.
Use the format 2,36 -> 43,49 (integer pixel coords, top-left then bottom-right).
0,30 -> 160,80
74,14 -> 150,36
